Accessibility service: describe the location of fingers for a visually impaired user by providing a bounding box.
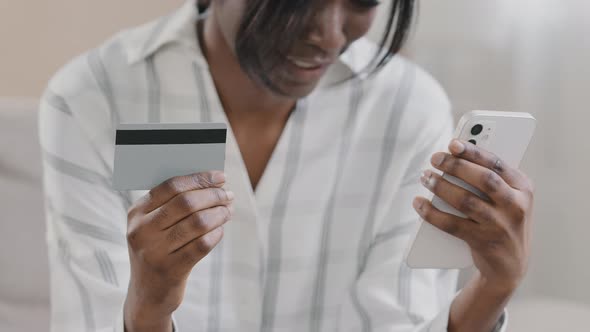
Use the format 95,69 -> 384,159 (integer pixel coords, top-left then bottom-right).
421,170 -> 498,223
147,187 -> 234,230
133,171 -> 227,216
172,226 -> 225,267
165,204 -> 233,253
444,139 -> 530,191
429,149 -> 514,205
413,196 -> 478,244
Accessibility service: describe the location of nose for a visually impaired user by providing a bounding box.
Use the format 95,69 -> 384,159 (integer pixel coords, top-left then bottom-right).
305,3 -> 347,55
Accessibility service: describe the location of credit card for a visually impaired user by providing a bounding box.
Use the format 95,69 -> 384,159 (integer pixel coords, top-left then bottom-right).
113,122 -> 227,190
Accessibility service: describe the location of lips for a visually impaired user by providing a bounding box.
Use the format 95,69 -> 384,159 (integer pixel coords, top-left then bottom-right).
286,56 -> 332,70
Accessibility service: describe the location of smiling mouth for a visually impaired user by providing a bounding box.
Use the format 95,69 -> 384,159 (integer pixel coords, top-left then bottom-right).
286,56 -> 331,70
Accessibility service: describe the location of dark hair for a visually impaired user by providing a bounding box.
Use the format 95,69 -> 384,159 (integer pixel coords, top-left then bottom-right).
199,0 -> 415,86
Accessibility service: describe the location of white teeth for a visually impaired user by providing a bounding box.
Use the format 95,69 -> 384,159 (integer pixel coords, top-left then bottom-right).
289,58 -> 320,69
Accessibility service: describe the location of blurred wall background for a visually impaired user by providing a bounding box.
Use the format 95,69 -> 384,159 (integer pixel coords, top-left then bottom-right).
396,0 -> 590,306
0,0 -> 588,330
0,0 -> 185,97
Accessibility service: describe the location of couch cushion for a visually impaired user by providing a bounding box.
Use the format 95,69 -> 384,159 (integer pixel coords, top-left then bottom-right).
0,98 -> 49,331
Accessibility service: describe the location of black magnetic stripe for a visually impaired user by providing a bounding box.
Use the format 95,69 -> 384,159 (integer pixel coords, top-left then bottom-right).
116,129 -> 227,145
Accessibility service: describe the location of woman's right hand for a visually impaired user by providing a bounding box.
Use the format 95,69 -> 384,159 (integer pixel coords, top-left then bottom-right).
123,171 -> 234,332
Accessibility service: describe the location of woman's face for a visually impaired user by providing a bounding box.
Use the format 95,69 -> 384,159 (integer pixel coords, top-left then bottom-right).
211,0 -> 379,97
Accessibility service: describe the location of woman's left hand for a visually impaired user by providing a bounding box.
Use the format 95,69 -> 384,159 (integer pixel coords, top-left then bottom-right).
413,139 -> 534,293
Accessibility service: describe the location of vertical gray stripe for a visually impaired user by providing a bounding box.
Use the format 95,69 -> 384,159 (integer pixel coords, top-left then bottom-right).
396,70 -> 424,327
58,239 -> 95,332
351,64 -> 417,331
204,66 -> 221,332
103,251 -> 119,286
146,55 -> 161,123
357,65 -> 416,268
94,250 -> 111,284
87,49 -> 120,129
94,249 -> 119,286
309,78 -> 364,332
261,101 -> 308,331
44,90 -> 72,116
192,63 -> 212,122
259,245 -> 266,299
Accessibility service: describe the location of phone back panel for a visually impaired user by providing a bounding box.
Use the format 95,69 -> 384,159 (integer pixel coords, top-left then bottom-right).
406,111 -> 536,269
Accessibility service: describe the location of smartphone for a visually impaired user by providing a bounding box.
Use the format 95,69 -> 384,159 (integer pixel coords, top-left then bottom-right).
405,110 -> 536,269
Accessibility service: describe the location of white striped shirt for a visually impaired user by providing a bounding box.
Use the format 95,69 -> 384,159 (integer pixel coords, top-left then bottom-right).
39,1 -> 506,331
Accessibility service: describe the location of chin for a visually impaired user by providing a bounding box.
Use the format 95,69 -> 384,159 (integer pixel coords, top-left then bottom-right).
243,58 -> 329,99
273,81 -> 320,99
262,69 -> 324,99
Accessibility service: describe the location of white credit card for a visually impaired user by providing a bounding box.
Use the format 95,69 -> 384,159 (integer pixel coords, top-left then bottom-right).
113,122 -> 227,190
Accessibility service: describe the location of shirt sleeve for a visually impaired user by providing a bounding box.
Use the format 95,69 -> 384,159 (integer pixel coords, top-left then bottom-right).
38,57 -> 179,332
40,88 -> 128,331
336,67 -> 507,331
114,310 -> 179,332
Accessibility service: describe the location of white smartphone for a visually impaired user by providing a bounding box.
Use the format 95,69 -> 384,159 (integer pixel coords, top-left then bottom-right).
405,110 -> 536,269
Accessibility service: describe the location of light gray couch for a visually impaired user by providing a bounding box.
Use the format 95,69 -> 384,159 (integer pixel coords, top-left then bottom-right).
1,99 -> 589,332
0,99 -> 49,332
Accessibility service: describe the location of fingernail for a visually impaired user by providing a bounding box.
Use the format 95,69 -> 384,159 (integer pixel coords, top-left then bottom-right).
413,197 -> 424,211
212,172 -> 226,184
450,140 -> 465,154
225,190 -> 235,201
420,170 -> 435,188
431,153 -> 445,167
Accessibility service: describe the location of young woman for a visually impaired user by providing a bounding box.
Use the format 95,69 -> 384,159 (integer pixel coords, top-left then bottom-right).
39,0 -> 533,331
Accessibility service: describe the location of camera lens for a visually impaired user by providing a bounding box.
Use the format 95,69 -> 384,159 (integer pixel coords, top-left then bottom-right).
468,139 -> 477,145
471,124 -> 484,136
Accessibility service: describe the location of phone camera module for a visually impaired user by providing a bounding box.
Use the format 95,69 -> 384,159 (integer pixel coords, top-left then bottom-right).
468,139 -> 477,145
471,124 -> 484,136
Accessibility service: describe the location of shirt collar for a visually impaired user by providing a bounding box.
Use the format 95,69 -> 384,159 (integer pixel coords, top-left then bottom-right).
125,0 -> 202,65
123,0 -> 368,74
